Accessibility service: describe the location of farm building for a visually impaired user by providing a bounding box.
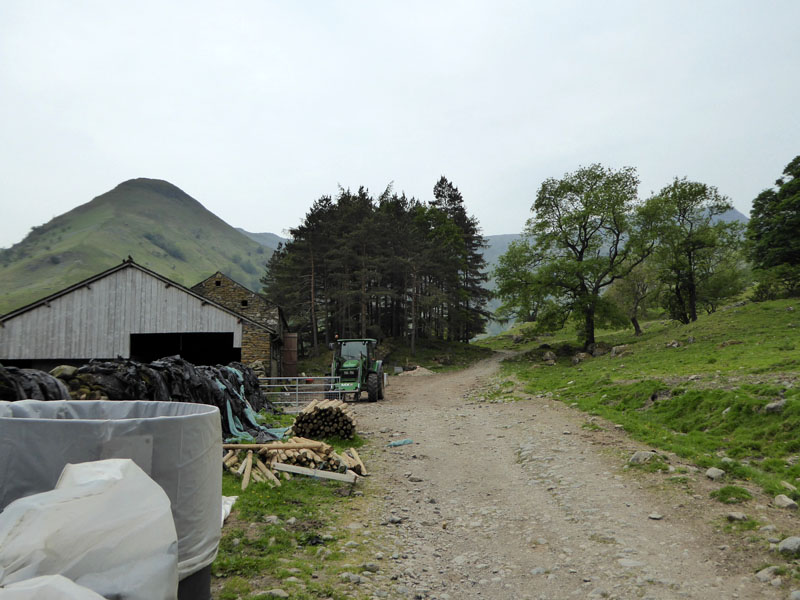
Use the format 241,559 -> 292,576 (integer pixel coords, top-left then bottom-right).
0,258 -> 279,371
191,271 -> 291,376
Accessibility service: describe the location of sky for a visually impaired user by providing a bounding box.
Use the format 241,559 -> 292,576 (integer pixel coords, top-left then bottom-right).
1,1 -> 798,248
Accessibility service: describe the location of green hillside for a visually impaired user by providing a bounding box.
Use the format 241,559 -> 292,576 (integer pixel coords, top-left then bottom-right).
236,229 -> 287,250
0,179 -> 272,314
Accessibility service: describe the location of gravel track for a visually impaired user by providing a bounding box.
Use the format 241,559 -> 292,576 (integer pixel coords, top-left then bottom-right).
350,352 -> 793,600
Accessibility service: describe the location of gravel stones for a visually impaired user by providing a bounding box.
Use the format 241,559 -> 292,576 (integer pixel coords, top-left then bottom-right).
727,512 -> 747,522
705,467 -> 725,481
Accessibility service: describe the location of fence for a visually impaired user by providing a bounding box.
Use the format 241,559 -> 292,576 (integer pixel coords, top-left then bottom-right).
258,376 -> 341,413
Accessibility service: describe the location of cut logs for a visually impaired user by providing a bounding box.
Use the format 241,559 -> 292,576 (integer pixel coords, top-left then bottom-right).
290,399 -> 356,439
221,437 -> 368,487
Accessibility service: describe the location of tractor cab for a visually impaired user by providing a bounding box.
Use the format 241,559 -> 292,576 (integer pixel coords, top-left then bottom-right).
329,338 -> 383,402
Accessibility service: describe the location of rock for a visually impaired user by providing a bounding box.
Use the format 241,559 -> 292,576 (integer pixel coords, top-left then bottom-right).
618,559 -> 645,568
720,456 -> 734,464
719,339 -> 743,348
705,467 -> 726,481
530,567 -> 547,575
665,340 -> 681,348
258,590 -> 289,599
629,451 -> 656,465
765,399 -> 787,414
340,572 -> 362,584
542,351 -> 557,362
686,336 -> 696,344
512,335 -> 524,344
610,345 -> 628,358
362,563 -> 380,573
782,481 -> 798,492
727,512 -> 747,522
571,352 -> 592,365
790,590 -> 800,600
588,342 -> 611,357
775,495 -> 798,510
648,513 -> 663,520
544,360 -> 556,366
778,537 -> 800,557
756,566 -> 779,582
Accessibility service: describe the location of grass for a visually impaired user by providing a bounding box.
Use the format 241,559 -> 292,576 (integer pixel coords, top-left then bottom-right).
710,485 -> 753,504
213,471 -> 373,600
476,298 -> 800,496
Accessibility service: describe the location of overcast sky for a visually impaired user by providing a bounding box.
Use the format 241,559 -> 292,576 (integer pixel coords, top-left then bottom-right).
1,1 -> 798,248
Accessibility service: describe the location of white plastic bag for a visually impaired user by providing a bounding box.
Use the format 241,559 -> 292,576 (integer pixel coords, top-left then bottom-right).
221,495 -> 238,526
0,575 -> 106,600
0,459 -> 178,600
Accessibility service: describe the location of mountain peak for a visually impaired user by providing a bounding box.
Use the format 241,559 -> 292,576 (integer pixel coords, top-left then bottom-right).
112,178 -> 196,204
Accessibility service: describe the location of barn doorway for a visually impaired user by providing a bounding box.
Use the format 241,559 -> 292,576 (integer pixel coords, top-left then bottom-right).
130,332 -> 241,365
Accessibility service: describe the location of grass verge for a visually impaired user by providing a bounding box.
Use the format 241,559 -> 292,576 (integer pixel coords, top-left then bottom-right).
479,298 -> 800,496
213,470 -> 375,600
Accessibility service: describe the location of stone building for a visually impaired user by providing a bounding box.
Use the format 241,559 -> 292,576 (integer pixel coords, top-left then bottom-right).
192,272 -> 287,375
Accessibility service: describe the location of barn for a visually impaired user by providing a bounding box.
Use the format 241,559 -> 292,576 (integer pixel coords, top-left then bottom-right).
0,258 -> 277,371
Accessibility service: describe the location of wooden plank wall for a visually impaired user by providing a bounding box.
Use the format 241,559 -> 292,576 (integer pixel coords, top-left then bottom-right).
0,267 -> 243,359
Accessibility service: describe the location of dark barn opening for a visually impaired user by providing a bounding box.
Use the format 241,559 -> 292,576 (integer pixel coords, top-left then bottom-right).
130,332 -> 241,365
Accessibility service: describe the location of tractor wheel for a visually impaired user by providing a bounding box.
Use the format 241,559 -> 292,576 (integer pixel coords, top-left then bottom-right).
367,372 -> 379,402
377,370 -> 385,400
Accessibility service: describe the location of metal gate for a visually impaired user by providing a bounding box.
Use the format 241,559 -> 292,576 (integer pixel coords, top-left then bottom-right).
259,376 -> 341,413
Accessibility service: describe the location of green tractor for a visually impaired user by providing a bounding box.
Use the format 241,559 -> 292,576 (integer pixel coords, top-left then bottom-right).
329,338 -> 384,402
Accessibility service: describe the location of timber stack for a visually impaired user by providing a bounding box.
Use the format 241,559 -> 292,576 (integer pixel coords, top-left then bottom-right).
222,436 -> 367,490
290,399 -> 356,439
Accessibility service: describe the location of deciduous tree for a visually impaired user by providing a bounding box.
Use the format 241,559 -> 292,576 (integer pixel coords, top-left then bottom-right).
525,164 -> 658,348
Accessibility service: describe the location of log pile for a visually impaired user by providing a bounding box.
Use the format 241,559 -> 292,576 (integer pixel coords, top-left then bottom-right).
290,399 -> 356,439
222,437 -> 367,490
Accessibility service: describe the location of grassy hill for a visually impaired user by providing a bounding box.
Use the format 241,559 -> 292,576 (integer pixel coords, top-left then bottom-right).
0,178 -> 273,314
476,297 -> 799,496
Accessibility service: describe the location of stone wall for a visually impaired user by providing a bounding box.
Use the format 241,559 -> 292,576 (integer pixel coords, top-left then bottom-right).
242,322 -> 272,365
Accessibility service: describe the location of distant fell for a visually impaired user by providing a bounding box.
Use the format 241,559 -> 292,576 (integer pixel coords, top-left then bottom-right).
0,178 -> 272,314
236,229 -> 287,250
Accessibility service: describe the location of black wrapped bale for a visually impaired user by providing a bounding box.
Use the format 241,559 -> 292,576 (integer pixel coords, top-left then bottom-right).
0,364 -> 71,401
43,356 -> 274,439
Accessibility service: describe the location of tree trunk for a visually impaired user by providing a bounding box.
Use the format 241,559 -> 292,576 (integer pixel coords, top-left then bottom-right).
309,250 -> 318,353
631,316 -> 642,336
410,270 -> 418,356
583,304 -> 596,349
687,273 -> 698,322
360,248 -> 368,338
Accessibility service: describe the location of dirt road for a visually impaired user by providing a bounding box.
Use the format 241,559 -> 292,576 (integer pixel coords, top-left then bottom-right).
350,353 -> 792,600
